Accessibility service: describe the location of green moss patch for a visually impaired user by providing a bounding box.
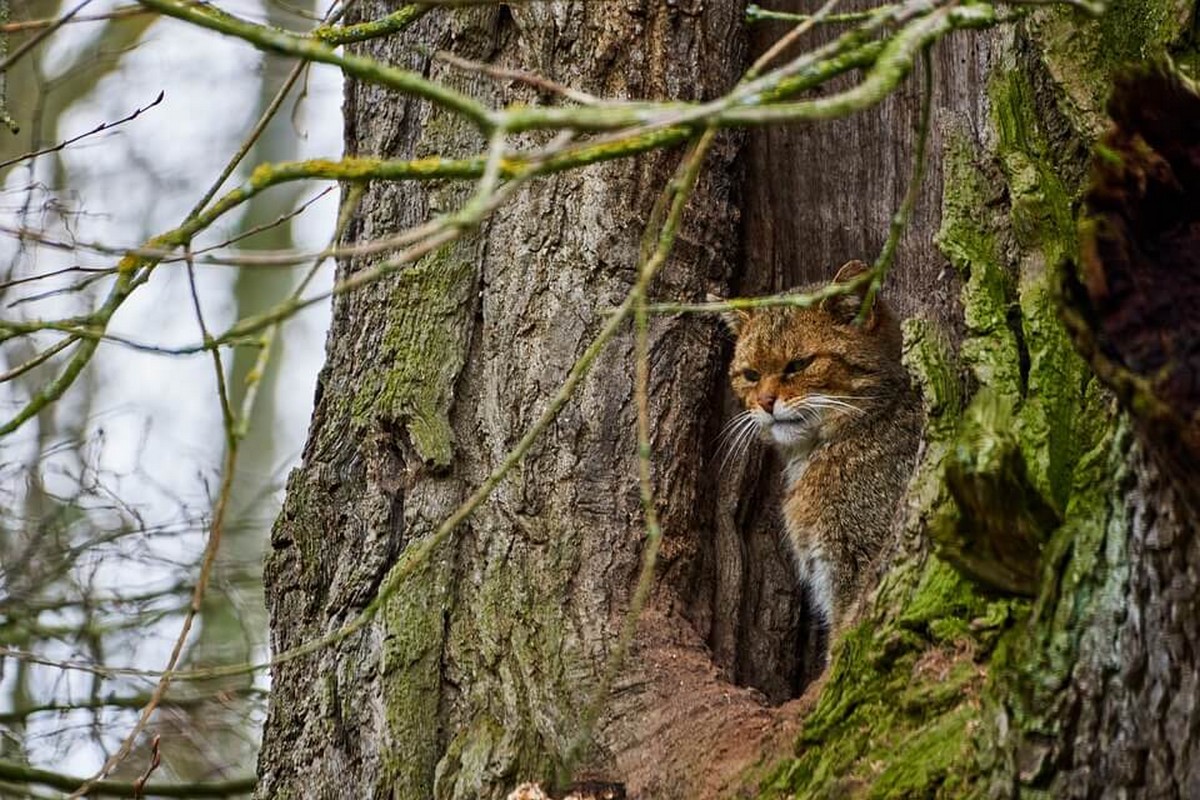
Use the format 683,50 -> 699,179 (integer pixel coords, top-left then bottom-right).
351,243 -> 476,467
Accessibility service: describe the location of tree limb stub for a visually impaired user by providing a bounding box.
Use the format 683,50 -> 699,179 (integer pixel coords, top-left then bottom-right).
1065,63 -> 1200,508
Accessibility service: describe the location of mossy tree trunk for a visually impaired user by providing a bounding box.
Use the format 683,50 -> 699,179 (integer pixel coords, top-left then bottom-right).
758,4 -> 1200,799
256,3 -> 760,798
256,1 -> 1200,798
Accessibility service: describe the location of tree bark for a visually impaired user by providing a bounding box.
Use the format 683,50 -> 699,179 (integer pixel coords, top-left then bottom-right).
257,3 -> 756,798
1001,61 -> 1200,799
757,6 -> 1200,798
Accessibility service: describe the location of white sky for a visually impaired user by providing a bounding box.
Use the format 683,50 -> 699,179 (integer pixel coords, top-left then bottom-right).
0,0 -> 344,777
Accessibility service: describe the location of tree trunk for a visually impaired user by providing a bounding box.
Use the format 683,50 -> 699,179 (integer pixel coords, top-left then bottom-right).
754,5 -> 1200,798
256,3 -> 755,798
994,57 -> 1200,799
256,1 -> 1200,799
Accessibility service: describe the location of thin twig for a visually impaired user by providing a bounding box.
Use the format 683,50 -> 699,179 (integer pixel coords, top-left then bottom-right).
638,277 -> 874,316
745,3 -> 892,24
192,185 -> 335,256
6,269 -> 111,307
0,261 -> 115,289
0,4 -> 149,33
434,49 -> 601,105
0,0 -> 94,74
0,334 -> 76,382
745,0 -> 843,80
0,90 -> 163,169
131,734 -> 161,799
0,647 -> 187,680
0,687 -> 267,724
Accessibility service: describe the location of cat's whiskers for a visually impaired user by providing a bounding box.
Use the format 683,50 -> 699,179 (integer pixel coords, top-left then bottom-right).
714,413 -> 754,457
715,411 -> 761,472
784,394 -> 869,416
734,417 -> 767,471
715,410 -> 753,444
817,393 -> 881,409
776,401 -> 820,427
731,417 -> 762,465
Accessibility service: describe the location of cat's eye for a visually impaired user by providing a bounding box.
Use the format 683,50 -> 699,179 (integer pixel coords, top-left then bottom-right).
741,369 -> 761,382
783,357 -> 812,375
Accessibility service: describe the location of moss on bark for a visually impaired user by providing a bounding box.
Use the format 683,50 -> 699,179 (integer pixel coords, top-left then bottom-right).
381,556 -> 453,798
1033,1 -> 1193,136
352,243 -> 476,467
429,520 -> 588,799
756,7 -> 1194,796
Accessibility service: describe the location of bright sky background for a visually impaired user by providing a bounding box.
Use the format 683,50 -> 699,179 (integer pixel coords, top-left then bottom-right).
0,0 -> 343,776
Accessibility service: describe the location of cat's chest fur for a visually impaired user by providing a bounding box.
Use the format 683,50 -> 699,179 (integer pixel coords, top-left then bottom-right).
780,395 -> 921,616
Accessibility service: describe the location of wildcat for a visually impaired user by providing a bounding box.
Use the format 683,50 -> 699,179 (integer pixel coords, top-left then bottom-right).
722,260 -> 921,634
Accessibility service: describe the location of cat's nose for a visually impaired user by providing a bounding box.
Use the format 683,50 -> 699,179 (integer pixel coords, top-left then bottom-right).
757,394 -> 776,413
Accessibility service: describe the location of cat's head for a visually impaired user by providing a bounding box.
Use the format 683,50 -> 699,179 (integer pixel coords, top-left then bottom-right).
720,261 -> 905,454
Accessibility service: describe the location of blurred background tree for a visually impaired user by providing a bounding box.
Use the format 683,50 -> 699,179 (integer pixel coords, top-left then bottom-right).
1,0 -> 335,794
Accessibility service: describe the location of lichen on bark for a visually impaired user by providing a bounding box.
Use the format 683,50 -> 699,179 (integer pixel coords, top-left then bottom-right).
756,6 -> 1196,794
351,242 -> 478,467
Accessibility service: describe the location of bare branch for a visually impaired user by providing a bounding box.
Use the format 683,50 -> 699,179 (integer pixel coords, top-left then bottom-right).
0,0 -> 94,75
0,91 -> 164,170
0,760 -> 255,798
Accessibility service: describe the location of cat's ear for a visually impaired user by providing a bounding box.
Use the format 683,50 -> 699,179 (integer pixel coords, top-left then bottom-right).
832,260 -> 870,284
821,260 -> 878,328
707,292 -> 750,335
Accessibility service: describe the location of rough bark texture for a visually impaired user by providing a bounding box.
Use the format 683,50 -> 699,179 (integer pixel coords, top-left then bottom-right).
1011,62 -> 1200,798
757,6 -> 1200,798
256,3 -> 755,798
256,0 -> 1200,798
